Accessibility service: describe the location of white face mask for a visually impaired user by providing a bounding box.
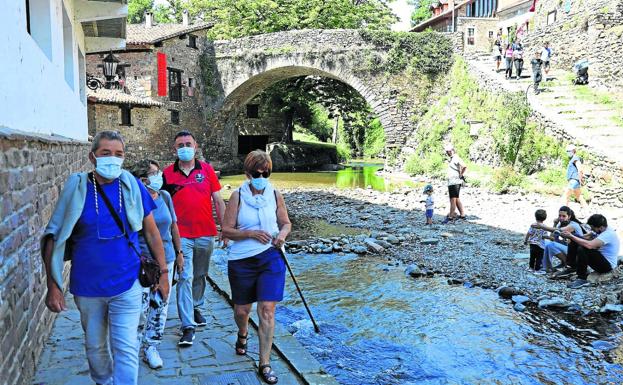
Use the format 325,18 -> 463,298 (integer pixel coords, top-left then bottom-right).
95,155 -> 124,180
147,172 -> 163,191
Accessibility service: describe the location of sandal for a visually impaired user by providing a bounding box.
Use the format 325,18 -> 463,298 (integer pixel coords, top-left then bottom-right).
258,364 -> 278,384
235,332 -> 248,355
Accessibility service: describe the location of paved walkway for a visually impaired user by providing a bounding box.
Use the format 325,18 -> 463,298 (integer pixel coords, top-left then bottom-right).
468,54 -> 623,167
33,283 -> 306,385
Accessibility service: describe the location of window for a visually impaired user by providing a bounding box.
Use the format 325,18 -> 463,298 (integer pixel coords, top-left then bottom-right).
168,68 -> 182,102
187,78 -> 195,96
170,110 -> 180,125
246,104 -> 259,118
467,28 -> 475,46
188,35 -> 197,49
238,135 -> 268,155
120,106 -> 132,126
62,4 -> 74,89
488,30 -> 494,39
547,10 -> 557,25
28,0 -> 52,59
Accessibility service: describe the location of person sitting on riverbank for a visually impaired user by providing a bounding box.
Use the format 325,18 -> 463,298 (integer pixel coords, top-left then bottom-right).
562,214 -> 620,289
420,184 -> 434,225
532,206 -> 584,273
524,209 -> 547,271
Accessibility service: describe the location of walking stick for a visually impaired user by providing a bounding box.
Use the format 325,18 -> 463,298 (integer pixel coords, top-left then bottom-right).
277,246 -> 321,333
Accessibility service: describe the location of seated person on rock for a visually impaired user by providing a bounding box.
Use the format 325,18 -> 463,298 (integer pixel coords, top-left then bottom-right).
531,206 -> 583,273
561,214 -> 620,289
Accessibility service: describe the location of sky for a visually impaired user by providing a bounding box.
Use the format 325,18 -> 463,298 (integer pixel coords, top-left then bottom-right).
153,0 -> 415,31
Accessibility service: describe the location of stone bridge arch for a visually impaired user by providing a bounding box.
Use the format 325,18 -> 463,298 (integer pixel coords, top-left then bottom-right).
199,29 -> 459,171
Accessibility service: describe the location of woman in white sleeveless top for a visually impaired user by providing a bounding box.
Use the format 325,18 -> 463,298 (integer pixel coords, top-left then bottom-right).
222,150 -> 291,385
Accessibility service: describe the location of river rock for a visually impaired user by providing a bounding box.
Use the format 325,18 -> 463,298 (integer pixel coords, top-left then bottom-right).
440,232 -> 453,238
374,239 -> 393,248
588,271 -> 615,284
513,303 -> 527,312
463,239 -> 475,245
386,235 -> 400,244
420,238 -> 439,245
448,278 -> 464,285
364,239 -> 385,253
498,286 -> 521,299
538,297 -> 571,309
600,304 -> 623,313
405,265 -> 425,278
352,246 -> 367,254
321,246 -> 333,253
332,243 -> 342,252
511,295 -> 531,304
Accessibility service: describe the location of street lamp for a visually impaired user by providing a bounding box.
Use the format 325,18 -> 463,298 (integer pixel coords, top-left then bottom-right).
102,51 -> 120,89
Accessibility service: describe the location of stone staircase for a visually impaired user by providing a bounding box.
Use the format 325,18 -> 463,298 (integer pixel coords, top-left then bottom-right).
466,53 -> 623,208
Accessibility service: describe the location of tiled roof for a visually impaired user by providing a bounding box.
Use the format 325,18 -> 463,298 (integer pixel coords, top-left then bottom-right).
126,22 -> 213,45
87,88 -> 163,107
411,0 -> 471,31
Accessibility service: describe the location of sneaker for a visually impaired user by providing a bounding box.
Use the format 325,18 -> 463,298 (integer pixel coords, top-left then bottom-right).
567,279 -> 589,289
442,216 -> 453,224
194,309 -> 207,327
554,267 -> 576,278
143,346 -> 163,369
178,328 -> 195,346
533,270 -> 547,275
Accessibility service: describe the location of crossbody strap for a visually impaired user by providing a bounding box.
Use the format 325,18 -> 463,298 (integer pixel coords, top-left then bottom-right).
90,172 -> 142,259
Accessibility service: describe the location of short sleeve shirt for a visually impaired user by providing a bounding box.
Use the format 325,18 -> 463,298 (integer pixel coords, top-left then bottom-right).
163,160 -> 221,238
69,178 -> 155,297
139,190 -> 177,263
566,155 -> 581,181
597,228 -> 620,269
527,227 -> 546,248
447,154 -> 465,186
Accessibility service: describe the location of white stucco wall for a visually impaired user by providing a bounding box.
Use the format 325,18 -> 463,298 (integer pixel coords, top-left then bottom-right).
0,0 -> 88,140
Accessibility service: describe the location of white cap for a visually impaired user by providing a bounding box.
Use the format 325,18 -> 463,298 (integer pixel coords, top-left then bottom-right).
566,144 -> 576,152
444,143 -> 454,152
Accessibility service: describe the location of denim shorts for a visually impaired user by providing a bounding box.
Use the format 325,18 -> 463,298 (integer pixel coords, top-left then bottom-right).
425,209 -> 434,219
228,247 -> 286,305
568,179 -> 581,190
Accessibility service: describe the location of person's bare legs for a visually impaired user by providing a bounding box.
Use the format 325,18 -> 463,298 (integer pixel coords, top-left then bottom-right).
562,188 -> 573,206
233,304 -> 252,353
456,198 -> 465,217
573,188 -> 588,210
448,197 -> 457,219
257,301 -> 277,368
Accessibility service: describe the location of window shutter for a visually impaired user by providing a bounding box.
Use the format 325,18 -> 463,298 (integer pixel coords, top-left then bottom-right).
157,52 -> 167,96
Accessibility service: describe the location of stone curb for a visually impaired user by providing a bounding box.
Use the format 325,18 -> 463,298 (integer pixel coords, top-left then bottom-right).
207,264 -> 339,385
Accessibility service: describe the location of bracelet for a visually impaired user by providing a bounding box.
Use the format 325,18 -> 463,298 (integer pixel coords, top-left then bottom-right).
160,269 -> 169,274
176,250 -> 183,255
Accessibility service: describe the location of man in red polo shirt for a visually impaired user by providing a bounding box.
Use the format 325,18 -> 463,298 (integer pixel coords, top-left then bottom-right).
162,130 -> 226,346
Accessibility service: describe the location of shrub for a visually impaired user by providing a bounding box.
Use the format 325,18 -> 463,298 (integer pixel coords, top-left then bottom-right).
404,152 -> 445,177
363,118 -> 386,158
336,142 -> 352,162
490,166 -> 525,194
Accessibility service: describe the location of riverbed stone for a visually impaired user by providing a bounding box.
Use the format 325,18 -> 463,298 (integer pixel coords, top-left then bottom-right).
538,297 -> 571,309
511,295 -> 531,305
498,286 -> 521,299
405,265 -> 425,278
352,245 -> 367,254
364,239 -> 385,253
514,303 -> 527,312
420,238 -> 439,245
588,271 -> 615,284
599,304 -> 623,313
386,235 -> 400,244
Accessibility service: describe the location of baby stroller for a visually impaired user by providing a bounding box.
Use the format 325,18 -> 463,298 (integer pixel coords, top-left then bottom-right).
572,59 -> 589,85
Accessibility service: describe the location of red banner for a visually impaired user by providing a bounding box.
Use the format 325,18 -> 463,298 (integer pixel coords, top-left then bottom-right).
157,52 -> 167,96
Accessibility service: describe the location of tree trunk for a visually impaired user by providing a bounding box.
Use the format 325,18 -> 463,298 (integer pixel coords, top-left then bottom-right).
332,115 -> 340,144
283,111 -> 294,143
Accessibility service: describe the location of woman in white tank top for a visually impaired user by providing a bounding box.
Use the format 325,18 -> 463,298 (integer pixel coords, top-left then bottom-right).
222,150 -> 291,385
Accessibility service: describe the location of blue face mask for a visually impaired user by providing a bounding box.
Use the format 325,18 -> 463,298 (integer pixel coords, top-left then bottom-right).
95,156 -> 124,180
250,177 -> 269,191
147,172 -> 163,191
177,147 -> 195,162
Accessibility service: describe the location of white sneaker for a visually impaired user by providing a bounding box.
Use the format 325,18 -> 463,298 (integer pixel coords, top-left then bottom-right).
143,346 -> 163,369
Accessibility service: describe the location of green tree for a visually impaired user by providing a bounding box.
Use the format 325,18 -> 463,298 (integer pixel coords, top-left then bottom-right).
408,0 -> 434,26
128,0 -> 154,23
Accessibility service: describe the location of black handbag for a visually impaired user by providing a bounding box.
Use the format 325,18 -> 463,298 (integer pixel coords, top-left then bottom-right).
91,173 -> 161,288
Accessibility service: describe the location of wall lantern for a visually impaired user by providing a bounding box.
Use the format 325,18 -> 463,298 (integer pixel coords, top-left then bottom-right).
102,51 -> 120,88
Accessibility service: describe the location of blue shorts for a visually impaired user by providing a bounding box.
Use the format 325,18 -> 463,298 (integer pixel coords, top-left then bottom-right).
425,209 -> 434,219
228,247 -> 286,305
568,179 -> 581,190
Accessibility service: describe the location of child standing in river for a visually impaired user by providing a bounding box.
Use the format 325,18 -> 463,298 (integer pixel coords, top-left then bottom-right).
421,184 -> 434,225
524,209 -> 547,272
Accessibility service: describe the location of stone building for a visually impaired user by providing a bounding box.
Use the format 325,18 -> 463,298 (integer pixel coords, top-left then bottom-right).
86,12 -> 213,164
522,0 -> 623,90
0,1 -> 128,385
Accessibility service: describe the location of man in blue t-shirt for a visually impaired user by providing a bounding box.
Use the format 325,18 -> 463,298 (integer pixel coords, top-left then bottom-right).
562,214 -> 620,289
563,144 -> 588,214
42,131 -> 168,385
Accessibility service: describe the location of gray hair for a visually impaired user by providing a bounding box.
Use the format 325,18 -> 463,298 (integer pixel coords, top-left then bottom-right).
92,130 -> 125,152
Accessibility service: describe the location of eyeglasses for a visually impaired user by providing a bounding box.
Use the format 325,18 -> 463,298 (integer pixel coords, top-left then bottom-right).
250,170 -> 270,178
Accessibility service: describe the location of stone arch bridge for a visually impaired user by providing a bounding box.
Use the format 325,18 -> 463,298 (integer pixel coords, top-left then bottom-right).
199,29 -> 460,171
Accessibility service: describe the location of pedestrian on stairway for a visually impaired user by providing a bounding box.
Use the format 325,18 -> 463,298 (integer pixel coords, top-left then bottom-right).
504,42 -> 514,79
512,41 -> 524,79
541,41 -> 552,80
492,39 -> 502,72
42,131 -> 168,385
530,51 -> 543,94
131,160 -> 183,369
222,150 -> 292,385
162,130 -> 226,347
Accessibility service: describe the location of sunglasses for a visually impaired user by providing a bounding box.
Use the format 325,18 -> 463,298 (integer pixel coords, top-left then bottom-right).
250,170 -> 271,178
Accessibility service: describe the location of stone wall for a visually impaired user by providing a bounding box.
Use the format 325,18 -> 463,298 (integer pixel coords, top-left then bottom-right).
0,128 -> 90,385
522,0 -> 623,91
457,17 -> 499,54
267,142 -> 339,171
